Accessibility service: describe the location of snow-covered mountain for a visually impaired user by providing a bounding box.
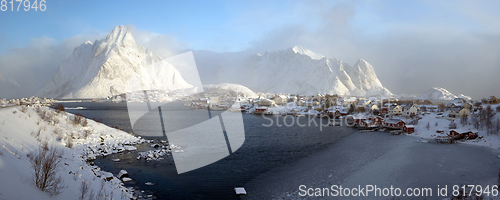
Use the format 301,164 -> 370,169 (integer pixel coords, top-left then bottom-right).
203,83 -> 258,98
417,87 -> 471,101
37,25 -> 192,99
213,46 -> 391,96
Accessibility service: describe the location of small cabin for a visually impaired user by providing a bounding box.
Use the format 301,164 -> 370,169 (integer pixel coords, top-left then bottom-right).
449,129 -> 478,139
384,119 -> 406,129
254,107 -> 268,115
368,116 -> 383,125
403,125 -> 414,133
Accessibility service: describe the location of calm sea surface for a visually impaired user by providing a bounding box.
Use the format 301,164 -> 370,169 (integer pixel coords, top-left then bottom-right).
61,101 -> 356,199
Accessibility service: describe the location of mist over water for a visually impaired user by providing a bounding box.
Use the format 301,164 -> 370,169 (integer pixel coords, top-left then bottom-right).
63,102 -> 356,199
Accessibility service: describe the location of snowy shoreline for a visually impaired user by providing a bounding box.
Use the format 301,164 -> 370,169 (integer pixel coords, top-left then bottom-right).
403,111 -> 500,150
0,106 -> 149,199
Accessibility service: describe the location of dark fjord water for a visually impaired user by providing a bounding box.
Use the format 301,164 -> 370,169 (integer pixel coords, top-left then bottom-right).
62,101 -> 356,199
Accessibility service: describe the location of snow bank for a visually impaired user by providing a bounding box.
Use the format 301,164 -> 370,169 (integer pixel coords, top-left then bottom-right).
408,109 -> 500,149
0,106 -> 145,199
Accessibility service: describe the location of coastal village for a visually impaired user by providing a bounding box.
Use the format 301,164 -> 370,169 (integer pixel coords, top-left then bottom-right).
2,93 -> 500,146
185,92 -> 500,145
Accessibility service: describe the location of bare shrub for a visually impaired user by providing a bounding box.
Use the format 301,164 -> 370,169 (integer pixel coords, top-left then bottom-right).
497,118 -> 500,133
21,106 -> 28,113
88,189 -> 95,200
72,114 -> 85,126
83,129 -> 91,139
54,104 -> 65,113
460,115 -> 468,126
97,179 -> 106,200
449,120 -> 457,129
27,141 -> 65,196
479,105 -> 496,130
79,180 -> 90,200
35,106 -> 42,114
66,137 -> 73,149
93,118 -> 104,124
54,129 -> 63,141
471,114 -> 480,129
81,117 -> 88,127
32,128 -> 42,138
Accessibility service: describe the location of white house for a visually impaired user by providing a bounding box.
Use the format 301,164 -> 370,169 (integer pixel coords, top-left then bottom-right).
366,103 -> 378,112
446,98 -> 467,108
390,105 -> 403,115
274,95 -> 288,105
403,103 -> 420,117
257,99 -> 275,107
449,107 -> 470,118
358,99 -> 372,106
304,101 -> 319,107
288,96 -> 298,102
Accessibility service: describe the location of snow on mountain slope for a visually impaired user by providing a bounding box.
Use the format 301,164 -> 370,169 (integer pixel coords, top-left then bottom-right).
213,46 -> 391,96
203,83 -> 258,98
37,25 -> 192,99
417,87 -> 471,101
291,46 -> 325,60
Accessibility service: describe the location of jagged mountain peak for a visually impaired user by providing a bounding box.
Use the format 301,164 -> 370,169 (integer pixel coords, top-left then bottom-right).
37,25 -> 192,99
104,25 -> 135,45
214,46 -> 392,96
291,46 -> 323,58
289,45 -> 325,60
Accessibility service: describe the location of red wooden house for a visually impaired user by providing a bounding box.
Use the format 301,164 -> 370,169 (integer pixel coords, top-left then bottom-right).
368,116 -> 383,126
383,119 -> 406,129
254,107 -> 268,115
380,107 -> 389,115
449,129 -> 478,139
403,125 -> 414,133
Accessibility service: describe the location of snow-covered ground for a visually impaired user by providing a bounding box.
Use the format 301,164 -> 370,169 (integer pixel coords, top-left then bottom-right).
0,106 -> 146,200
409,105 -> 500,149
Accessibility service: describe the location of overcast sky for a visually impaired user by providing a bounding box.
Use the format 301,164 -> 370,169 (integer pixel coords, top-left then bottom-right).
0,0 -> 499,99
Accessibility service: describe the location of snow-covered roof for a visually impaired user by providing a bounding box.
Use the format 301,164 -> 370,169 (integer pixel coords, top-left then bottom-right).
420,105 -> 438,108
450,98 -> 465,104
403,103 -> 415,110
450,107 -> 465,112
385,119 -> 403,124
390,105 -> 400,109
449,128 -> 475,133
363,120 -> 374,124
